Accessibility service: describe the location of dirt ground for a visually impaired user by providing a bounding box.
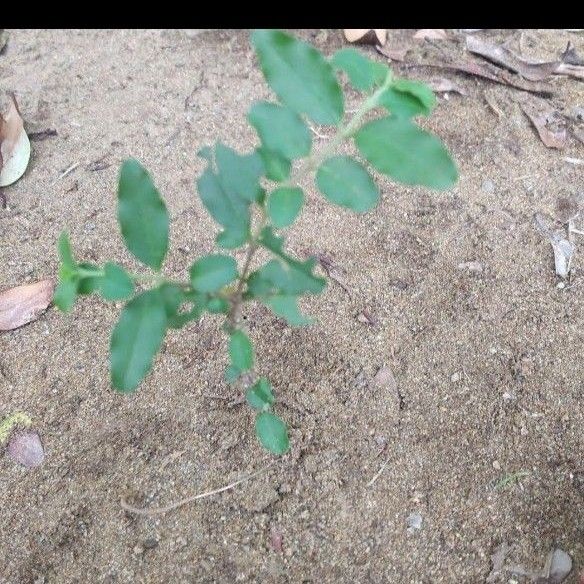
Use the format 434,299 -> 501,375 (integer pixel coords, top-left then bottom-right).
0,29 -> 583,583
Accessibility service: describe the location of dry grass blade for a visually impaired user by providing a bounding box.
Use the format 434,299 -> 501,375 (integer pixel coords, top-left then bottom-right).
0,279 -> 54,331
120,461 -> 276,516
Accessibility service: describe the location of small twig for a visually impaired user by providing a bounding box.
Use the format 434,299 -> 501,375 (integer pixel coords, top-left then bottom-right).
54,162 -> 80,184
483,91 -> 504,119
367,456 -> 391,487
120,461 -> 277,516
309,125 -> 328,139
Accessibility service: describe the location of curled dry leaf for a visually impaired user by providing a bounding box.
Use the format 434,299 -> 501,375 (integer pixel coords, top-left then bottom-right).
356,310 -> 378,326
534,214 -> 574,278
7,430 -> 45,468
413,29 -> 447,41
466,35 -> 584,82
0,279 -> 54,331
0,95 -> 31,187
561,42 -> 584,66
343,29 -> 387,45
0,30 -> 8,54
428,78 -> 467,95
522,104 -> 567,149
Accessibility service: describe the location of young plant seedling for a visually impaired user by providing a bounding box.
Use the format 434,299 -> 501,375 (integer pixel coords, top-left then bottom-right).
54,30 -> 458,454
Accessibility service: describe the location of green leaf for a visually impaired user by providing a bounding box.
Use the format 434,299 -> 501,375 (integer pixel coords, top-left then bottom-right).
53,270 -> 77,312
249,102 -> 312,160
229,330 -> 254,371
257,148 -> 291,182
118,159 -> 169,270
110,288 -> 167,392
331,48 -> 388,91
266,295 -> 313,326
267,187 -> 304,228
160,285 -> 205,329
258,228 -> 326,295
246,378 -> 275,410
197,167 -> 251,247
255,412 -> 289,455
100,262 -> 134,301
206,297 -> 229,314
225,364 -> 241,383
190,254 -> 238,293
215,144 -> 265,203
251,29 -> 344,125
379,79 -> 436,118
58,231 -> 76,271
316,156 -> 379,212
77,262 -> 102,295
355,117 -> 458,190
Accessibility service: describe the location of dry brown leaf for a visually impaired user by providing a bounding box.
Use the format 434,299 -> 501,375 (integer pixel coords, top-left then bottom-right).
428,78 -> 467,95
343,29 -> 387,45
7,431 -> 45,468
561,42 -> 584,66
375,44 -> 410,62
573,126 -> 584,145
466,35 -> 561,81
555,62 -> 584,79
0,94 -> 31,187
522,104 -> 567,149
0,279 -> 54,331
405,59 -> 553,95
356,310 -> 378,326
0,30 -> 8,54
414,29 -> 448,41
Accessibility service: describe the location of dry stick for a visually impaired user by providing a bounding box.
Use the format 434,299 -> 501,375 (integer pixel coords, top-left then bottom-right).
120,460 -> 277,516
367,456 -> 391,487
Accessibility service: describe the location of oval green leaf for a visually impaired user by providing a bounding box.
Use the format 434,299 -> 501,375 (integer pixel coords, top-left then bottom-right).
355,117 -> 458,190
251,29 -> 343,125
110,289 -> 167,392
100,262 -> 134,301
229,329 -> 254,372
255,412 -> 289,454
379,79 -> 436,118
316,155 -> 379,212
246,378 -> 275,410
331,48 -> 388,91
118,159 -> 169,270
267,187 -> 304,228
189,254 -> 238,293
249,102 -> 312,161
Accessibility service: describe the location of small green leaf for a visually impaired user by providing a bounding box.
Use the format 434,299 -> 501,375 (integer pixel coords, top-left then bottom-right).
110,289 -> 167,392
258,228 -> 326,295
58,231 -> 76,271
258,148 -> 291,182
249,102 -> 312,160
160,285 -> 204,329
355,117 -> 458,190
53,271 -> 77,312
331,48 -> 388,91
266,295 -> 313,326
77,262 -> 102,295
316,156 -> 379,212
225,364 -> 241,383
229,330 -> 254,372
255,412 -> 289,455
206,297 -> 229,314
379,79 -> 436,118
197,167 -> 251,247
118,159 -> 169,270
267,187 -> 304,228
251,29 -> 344,125
246,378 -> 275,410
190,254 -> 238,293
215,144 -> 265,203
100,262 -> 134,301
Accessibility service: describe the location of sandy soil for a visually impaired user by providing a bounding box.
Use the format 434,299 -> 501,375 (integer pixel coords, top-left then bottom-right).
0,29 -> 583,583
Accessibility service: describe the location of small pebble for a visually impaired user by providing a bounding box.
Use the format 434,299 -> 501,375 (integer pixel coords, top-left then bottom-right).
406,512 -> 423,530
482,179 -> 495,193
450,372 -> 460,383
493,460 -> 501,470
